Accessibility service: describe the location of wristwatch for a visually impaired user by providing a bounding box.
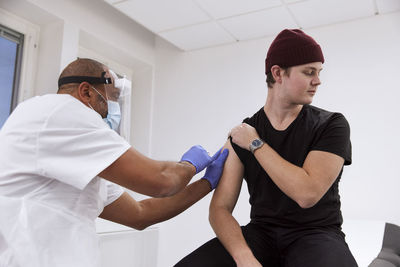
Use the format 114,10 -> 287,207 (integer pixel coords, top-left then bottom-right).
249,138 -> 264,154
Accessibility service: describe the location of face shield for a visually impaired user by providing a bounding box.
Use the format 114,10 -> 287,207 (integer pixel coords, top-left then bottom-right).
106,69 -> 131,142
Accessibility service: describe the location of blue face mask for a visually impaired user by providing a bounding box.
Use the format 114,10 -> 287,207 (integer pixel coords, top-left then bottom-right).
103,100 -> 121,131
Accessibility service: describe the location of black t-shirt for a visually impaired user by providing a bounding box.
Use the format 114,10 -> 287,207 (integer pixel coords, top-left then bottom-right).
231,105 -> 351,228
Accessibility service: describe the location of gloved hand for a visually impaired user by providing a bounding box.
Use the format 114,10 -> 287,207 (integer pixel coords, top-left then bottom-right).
202,148 -> 229,190
180,145 -> 218,174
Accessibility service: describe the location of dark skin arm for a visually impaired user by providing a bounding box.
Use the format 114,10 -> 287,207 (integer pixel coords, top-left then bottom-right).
99,147 -> 196,198
100,179 -> 212,230
100,147 -> 229,230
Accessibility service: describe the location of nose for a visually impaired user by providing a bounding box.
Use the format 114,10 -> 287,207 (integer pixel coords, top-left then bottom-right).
312,75 -> 321,86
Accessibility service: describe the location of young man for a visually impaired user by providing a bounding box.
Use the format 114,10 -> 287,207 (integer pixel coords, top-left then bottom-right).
175,29 -> 358,267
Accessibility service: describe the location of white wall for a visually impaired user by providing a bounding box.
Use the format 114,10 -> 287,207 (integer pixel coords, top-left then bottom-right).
153,12 -> 400,266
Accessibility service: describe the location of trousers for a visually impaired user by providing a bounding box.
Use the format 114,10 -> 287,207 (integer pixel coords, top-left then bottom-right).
174,222 -> 358,267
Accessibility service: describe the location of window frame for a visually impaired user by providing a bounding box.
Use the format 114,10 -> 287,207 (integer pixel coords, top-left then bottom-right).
0,8 -> 39,104
0,24 -> 24,112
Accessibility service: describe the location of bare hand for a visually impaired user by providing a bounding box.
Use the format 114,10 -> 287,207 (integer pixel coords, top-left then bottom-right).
229,123 -> 259,151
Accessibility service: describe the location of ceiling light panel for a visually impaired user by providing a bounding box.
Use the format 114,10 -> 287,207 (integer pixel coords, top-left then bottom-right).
195,0 -> 282,19
113,0 -> 211,32
159,21 -> 236,51
289,0 -> 375,29
219,6 -> 298,40
376,0 -> 400,13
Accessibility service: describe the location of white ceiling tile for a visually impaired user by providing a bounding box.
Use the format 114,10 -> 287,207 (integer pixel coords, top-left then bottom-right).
376,0 -> 400,13
288,0 -> 375,28
113,0 -> 211,32
159,22 -> 236,51
219,6 -> 298,40
195,0 -> 282,19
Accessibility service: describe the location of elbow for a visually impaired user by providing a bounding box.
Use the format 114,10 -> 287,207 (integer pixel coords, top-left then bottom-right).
296,194 -> 320,209
297,199 -> 316,209
127,207 -> 151,230
129,210 -> 152,230
131,222 -> 149,231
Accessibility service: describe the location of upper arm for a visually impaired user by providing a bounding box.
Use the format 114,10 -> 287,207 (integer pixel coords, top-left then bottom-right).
210,140 -> 245,214
302,150 -> 345,201
312,113 -> 351,165
302,114 -> 350,203
99,148 -> 170,197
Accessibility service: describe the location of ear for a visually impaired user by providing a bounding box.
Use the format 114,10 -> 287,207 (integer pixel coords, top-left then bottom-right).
77,82 -> 91,104
271,65 -> 283,84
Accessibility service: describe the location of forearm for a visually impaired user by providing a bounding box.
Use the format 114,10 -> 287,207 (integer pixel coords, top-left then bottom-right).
100,180 -> 210,230
136,179 -> 211,229
157,161 -> 196,197
99,148 -> 197,198
209,207 -> 256,264
253,144 -> 317,207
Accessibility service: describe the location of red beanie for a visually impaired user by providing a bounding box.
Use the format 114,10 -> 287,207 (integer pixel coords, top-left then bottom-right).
265,29 -> 324,74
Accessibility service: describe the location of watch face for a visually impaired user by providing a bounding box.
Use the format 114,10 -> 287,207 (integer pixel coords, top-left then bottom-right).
252,139 -> 262,147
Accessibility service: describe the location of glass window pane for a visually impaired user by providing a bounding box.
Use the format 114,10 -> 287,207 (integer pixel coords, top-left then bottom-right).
0,32 -> 19,128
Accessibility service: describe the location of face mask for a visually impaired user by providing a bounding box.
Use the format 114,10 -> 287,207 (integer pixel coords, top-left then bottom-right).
103,100 -> 121,131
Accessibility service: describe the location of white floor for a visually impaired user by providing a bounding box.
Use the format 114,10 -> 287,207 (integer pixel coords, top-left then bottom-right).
343,220 -> 385,267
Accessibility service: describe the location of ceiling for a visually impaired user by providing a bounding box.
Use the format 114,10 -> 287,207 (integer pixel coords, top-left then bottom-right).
104,0 -> 400,51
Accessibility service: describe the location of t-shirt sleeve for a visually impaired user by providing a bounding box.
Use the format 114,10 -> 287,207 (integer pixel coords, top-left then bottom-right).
311,113 -> 352,165
37,99 -> 131,190
230,137 -> 250,166
104,181 -> 125,206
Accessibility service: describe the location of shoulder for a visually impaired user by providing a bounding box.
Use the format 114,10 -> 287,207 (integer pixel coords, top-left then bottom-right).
243,107 -> 265,126
304,105 -> 335,119
2,94 -> 91,131
306,106 -> 352,165
44,94 -> 107,130
304,105 -> 349,128
18,94 -> 87,118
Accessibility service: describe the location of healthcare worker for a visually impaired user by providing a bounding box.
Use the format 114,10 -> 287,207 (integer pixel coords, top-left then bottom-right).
0,58 -> 228,267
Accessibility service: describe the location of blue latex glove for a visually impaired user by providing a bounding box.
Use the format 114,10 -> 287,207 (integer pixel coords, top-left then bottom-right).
180,145 -> 218,174
202,148 -> 229,190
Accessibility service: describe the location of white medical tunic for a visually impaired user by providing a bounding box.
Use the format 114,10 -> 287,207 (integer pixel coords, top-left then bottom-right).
0,94 -> 130,267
